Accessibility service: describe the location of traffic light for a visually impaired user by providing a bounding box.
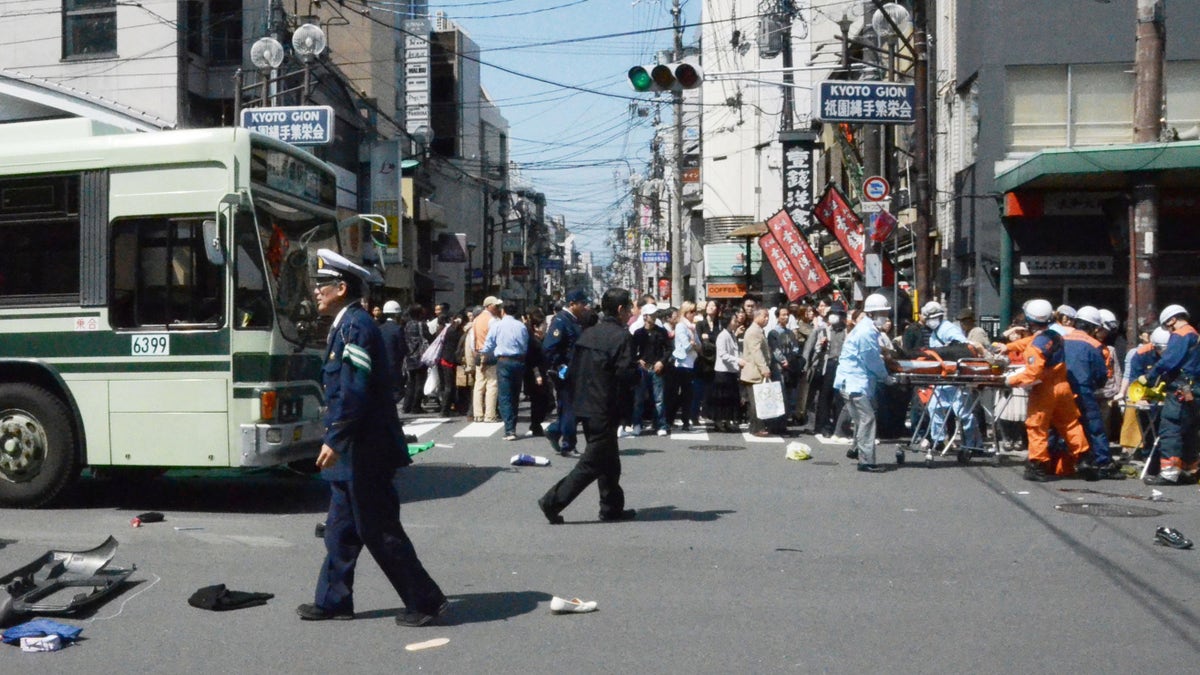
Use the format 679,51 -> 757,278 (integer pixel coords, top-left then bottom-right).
627,62 -> 703,92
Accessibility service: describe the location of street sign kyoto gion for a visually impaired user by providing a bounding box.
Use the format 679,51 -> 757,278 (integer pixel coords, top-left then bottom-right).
815,81 -> 915,124
241,106 -> 334,144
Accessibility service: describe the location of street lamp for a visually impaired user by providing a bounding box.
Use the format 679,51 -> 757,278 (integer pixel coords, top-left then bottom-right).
235,23 -> 327,115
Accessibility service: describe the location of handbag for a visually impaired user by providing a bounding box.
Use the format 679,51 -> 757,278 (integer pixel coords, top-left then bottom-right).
420,327 -> 447,367
752,380 -> 785,419
423,367 -> 440,397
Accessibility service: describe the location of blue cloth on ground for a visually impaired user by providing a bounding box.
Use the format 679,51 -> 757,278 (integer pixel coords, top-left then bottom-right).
2,618 -> 83,644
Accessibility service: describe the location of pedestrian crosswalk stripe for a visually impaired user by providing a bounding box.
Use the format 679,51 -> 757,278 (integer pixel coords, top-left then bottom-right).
743,432 -> 785,444
404,419 -> 447,438
669,430 -> 709,441
454,422 -> 505,438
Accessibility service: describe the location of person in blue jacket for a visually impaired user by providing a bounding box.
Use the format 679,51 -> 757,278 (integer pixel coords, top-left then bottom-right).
833,293 -> 896,472
543,289 -> 590,456
919,301 -> 982,454
296,249 -> 447,628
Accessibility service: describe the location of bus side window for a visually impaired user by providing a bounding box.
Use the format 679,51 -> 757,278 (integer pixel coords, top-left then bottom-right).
109,217 -> 225,329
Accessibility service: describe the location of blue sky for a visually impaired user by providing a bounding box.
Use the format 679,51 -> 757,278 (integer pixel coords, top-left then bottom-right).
431,0 -> 703,265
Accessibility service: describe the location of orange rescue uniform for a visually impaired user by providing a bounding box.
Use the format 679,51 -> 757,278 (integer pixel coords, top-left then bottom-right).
1006,329 -> 1089,475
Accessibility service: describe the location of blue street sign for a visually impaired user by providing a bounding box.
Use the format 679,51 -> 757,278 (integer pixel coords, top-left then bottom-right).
540,258 -> 563,271
641,251 -> 670,263
815,81 -> 915,124
240,105 -> 335,145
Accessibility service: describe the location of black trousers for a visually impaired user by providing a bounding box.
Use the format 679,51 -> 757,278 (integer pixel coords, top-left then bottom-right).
814,359 -> 842,436
540,416 -> 624,519
402,366 -> 427,413
315,467 -> 445,616
438,363 -> 457,414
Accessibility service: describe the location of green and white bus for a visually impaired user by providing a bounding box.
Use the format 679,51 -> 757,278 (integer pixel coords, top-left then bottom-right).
0,118 -> 360,507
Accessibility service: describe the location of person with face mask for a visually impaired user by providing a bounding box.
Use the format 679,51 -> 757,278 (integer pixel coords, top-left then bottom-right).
918,301 -> 983,456
811,306 -> 849,442
834,294 -> 897,471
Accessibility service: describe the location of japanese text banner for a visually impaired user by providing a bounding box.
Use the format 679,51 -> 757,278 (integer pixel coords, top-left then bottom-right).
763,209 -> 831,299
814,183 -> 867,271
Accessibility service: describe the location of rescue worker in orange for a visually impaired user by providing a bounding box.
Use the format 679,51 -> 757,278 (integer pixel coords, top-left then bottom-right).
1063,306 -> 1120,479
1141,304 -> 1200,486
1005,299 -> 1090,481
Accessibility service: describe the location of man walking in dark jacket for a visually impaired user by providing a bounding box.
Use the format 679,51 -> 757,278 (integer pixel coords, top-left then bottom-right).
538,288 -> 638,523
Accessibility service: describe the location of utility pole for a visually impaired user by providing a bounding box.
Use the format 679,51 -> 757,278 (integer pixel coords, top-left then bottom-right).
1130,0 -> 1164,340
912,0 -> 932,304
670,0 -> 685,305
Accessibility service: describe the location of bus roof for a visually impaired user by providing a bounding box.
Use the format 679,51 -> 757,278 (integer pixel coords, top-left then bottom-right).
0,119 -> 331,179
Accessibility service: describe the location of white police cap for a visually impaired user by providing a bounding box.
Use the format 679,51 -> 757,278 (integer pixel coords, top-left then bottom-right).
315,248 -> 372,285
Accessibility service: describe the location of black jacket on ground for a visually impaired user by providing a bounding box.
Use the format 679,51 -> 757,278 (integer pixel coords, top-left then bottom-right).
570,315 -> 637,419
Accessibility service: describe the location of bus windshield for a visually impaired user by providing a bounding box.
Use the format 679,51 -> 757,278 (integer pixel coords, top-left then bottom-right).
234,195 -> 338,347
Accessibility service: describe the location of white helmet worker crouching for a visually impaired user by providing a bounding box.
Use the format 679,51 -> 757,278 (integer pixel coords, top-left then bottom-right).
1024,299 -> 1054,324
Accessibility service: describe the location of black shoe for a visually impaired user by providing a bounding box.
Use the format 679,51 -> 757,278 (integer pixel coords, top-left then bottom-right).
846,448 -> 859,460
857,464 -> 886,473
1143,474 -> 1180,486
529,427 -> 545,437
1024,462 -> 1053,483
396,599 -> 449,627
296,603 -> 353,621
546,429 -> 562,454
599,508 -> 637,522
538,496 -> 564,525
404,434 -> 419,444
559,449 -> 580,459
1155,526 -> 1194,550
1096,462 -> 1126,480
1075,455 -> 1099,482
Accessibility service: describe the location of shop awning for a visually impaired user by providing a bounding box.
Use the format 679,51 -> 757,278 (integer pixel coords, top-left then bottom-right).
995,140 -> 1200,194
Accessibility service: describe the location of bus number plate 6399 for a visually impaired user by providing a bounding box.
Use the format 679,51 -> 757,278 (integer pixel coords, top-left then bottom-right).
131,334 -> 170,356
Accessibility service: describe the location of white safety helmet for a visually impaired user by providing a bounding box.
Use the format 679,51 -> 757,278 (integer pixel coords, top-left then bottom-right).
1075,305 -> 1103,328
920,301 -> 944,319
1024,299 -> 1054,324
863,293 -> 891,313
1055,304 -> 1077,320
382,300 -> 402,315
1098,308 -> 1119,331
1151,326 -> 1171,348
1160,304 -> 1189,326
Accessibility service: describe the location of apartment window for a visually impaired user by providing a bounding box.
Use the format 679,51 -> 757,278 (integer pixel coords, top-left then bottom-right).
63,0 -> 117,59
1007,62 -> 1200,153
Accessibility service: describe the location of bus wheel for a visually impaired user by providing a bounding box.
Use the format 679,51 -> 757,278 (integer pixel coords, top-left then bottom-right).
0,384 -> 78,508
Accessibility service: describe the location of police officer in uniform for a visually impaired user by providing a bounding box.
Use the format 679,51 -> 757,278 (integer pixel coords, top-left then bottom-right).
297,249 -> 448,627
543,289 -> 590,456
538,288 -> 639,523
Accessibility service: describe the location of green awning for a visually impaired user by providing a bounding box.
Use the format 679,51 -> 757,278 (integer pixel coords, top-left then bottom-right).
995,140 -> 1200,194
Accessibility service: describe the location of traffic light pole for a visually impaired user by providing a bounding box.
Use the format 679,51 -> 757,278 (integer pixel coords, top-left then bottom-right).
670,0 -> 685,304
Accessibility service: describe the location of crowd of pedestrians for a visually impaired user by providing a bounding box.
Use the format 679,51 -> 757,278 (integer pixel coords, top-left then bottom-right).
369,285 -> 1191,487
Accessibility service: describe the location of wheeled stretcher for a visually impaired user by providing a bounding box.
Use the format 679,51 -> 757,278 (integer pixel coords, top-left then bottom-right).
892,356 -> 1014,467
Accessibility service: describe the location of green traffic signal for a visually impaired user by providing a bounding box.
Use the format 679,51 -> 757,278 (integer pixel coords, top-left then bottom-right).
628,66 -> 653,92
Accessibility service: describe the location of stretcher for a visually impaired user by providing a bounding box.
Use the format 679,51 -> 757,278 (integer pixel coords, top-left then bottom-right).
891,355 -> 1014,467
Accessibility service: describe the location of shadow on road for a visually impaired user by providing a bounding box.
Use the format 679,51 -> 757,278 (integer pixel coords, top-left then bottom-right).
617,505 -> 734,522
444,590 -> 553,625
52,463 -> 507,514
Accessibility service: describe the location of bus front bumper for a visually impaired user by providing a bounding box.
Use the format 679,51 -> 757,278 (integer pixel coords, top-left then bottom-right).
239,420 -> 323,466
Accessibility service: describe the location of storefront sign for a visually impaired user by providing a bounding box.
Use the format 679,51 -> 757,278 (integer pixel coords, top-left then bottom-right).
1019,256 -> 1113,276
706,283 -> 747,298
403,20 -> 432,138
781,136 -> 815,233
760,209 -> 831,301
641,251 -> 670,263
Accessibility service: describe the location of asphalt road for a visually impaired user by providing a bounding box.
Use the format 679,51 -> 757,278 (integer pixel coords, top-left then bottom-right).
3,412 -> 1200,673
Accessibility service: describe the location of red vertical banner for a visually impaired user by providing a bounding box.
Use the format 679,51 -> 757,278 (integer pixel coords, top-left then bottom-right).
764,210 -> 831,298
814,183 -> 867,271
815,184 -> 896,284
759,235 -> 807,301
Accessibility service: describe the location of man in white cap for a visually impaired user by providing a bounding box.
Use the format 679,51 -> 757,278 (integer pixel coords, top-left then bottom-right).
1051,304 -> 1076,336
379,300 -> 406,403
834,293 -> 896,472
471,296 -> 503,422
298,249 -> 448,627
